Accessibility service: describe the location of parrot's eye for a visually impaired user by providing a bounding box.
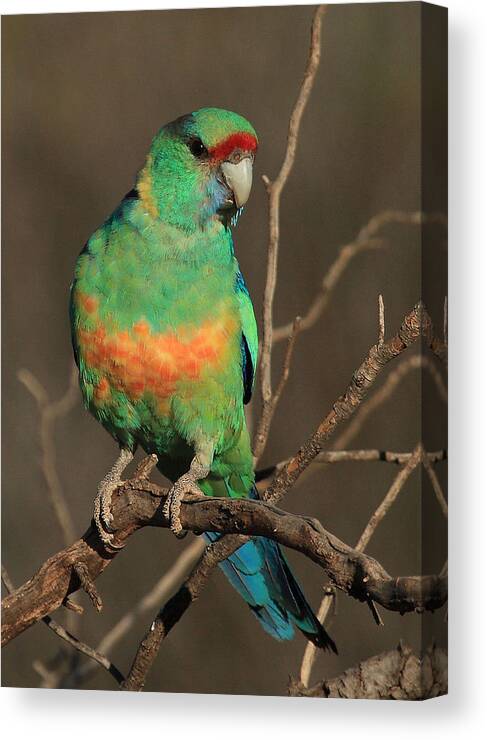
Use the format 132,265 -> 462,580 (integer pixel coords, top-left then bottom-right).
188,138 -> 208,159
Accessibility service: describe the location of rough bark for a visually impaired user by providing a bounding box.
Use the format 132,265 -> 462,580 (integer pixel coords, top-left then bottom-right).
2,481 -> 447,646
289,643 -> 447,699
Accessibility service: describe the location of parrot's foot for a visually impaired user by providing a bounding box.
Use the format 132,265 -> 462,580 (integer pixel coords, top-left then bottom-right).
93,480 -> 126,549
93,448 -> 134,551
164,457 -> 209,538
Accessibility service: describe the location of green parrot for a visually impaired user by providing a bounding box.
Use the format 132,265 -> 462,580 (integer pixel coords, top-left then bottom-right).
70,108 -> 336,650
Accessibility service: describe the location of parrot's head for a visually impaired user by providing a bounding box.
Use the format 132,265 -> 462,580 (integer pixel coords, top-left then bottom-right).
138,108 -> 258,232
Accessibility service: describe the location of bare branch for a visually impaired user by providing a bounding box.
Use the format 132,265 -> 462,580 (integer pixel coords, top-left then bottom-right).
422,447 -> 448,519
333,353 -> 447,452
263,302 -> 439,505
298,440 -> 448,687
299,586 -> 336,686
121,535 -> 247,691
314,448 -> 446,465
70,537 -> 205,685
3,301 -> 447,699
254,353 -> 447,494
256,4 -> 326,455
122,299 -> 445,692
273,211 -> 447,344
18,365 -> 78,545
122,298 -> 444,690
255,447 -> 446,493
253,316 -> 301,463
1,477 -> 447,648
378,293 -> 385,345
299,444 -> 422,686
1,565 -> 124,685
2,303 -> 446,646
355,444 -> 422,552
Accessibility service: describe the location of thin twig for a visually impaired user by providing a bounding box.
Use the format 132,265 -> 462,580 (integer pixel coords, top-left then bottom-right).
73,561 -> 103,612
273,211 -> 447,344
121,535 -> 247,691
300,587 -> 336,687
255,353 -> 447,494
70,537 -> 206,685
300,444 -> 423,686
1,565 -> 124,685
378,294 -> 385,345
421,447 -> 448,519
263,302 -> 436,505
314,449 -> 446,465
1,566 -> 15,593
333,354 -> 447,451
299,436 -> 449,689
18,365 -> 78,545
255,448 -> 446,491
100,538 -> 204,655
17,365 -> 81,685
256,4 -> 326,457
355,444 -> 422,552
253,316 -> 301,463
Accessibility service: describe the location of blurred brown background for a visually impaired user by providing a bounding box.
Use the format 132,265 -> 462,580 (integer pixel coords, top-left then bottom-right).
2,2 -> 447,695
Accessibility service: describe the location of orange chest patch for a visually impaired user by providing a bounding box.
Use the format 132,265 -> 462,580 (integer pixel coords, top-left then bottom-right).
78,310 -> 240,404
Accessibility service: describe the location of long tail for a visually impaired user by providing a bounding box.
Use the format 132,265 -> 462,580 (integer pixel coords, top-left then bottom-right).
203,487 -> 337,653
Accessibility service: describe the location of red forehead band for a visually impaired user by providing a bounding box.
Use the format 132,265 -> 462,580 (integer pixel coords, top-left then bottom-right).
208,132 -> 258,162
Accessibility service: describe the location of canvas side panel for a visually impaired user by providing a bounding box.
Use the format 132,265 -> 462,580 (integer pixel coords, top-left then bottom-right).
420,0 -> 448,699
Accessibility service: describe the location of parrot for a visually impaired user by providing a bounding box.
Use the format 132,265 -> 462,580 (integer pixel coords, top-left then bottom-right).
70,107 -> 336,652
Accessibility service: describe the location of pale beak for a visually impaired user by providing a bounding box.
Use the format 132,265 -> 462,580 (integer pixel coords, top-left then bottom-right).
220,157 -> 253,208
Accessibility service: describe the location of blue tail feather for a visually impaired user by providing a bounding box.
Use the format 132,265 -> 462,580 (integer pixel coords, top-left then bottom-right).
204,490 -> 337,652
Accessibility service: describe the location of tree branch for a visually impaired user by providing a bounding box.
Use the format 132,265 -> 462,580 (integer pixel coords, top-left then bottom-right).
299,444 -> 423,686
68,537 -> 206,686
18,365 -> 78,546
422,447 -> 448,518
273,210 -> 447,344
1,477 -> 447,649
253,315 -> 301,465
1,565 -> 124,685
255,448 -> 446,491
299,439 -> 448,688
2,301 -> 447,655
121,535 -> 247,690
290,643 -> 447,699
17,364 -> 85,684
355,443 -> 422,552
255,4 -> 327,462
263,301 -> 437,505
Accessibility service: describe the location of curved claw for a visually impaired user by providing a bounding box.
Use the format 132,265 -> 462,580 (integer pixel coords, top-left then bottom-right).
93,480 -> 126,551
92,448 -> 134,552
163,474 -> 205,537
